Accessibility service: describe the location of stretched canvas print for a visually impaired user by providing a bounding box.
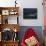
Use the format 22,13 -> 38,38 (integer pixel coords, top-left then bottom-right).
23,8 -> 37,19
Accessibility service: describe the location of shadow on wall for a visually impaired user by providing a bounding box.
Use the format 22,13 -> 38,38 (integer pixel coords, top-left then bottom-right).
18,26 -> 43,44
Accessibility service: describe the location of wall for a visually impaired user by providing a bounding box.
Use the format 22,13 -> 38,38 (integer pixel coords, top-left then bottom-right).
18,0 -> 44,26
0,0 -> 44,26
